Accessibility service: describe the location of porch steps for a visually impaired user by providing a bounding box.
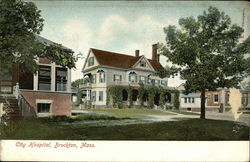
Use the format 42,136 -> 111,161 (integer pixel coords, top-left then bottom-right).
0,95 -> 23,120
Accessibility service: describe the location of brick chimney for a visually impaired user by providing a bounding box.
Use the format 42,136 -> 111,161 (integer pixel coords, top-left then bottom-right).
157,54 -> 160,62
135,50 -> 140,57
152,44 -> 157,61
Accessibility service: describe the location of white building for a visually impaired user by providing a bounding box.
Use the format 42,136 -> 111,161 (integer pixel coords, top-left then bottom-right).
80,44 -> 170,108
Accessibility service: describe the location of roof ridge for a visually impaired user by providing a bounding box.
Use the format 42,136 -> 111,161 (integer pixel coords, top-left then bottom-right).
91,48 -> 143,58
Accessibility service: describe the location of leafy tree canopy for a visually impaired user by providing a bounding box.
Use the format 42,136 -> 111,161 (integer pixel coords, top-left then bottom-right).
0,0 -> 77,73
71,78 -> 85,88
160,6 -> 250,118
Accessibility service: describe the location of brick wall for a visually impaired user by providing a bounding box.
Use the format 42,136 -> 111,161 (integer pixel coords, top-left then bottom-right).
206,91 -> 221,106
21,91 -> 72,117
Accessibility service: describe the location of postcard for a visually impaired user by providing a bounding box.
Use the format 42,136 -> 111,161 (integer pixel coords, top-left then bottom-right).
0,0 -> 249,161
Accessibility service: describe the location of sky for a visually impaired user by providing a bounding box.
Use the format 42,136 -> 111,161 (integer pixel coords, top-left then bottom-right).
30,0 -> 250,87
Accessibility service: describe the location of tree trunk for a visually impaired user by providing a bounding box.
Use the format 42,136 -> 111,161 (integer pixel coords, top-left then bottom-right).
200,90 -> 206,119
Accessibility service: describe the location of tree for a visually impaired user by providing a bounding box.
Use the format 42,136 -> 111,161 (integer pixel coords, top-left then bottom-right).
160,6 -> 250,119
0,0 -> 77,74
71,78 -> 85,88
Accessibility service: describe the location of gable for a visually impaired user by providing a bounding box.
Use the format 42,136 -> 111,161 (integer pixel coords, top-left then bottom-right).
132,56 -> 155,71
82,50 -> 99,71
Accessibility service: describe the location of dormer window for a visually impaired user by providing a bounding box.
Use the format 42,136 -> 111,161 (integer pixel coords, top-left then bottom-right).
140,60 -> 146,67
129,72 -> 137,83
88,57 -> 94,66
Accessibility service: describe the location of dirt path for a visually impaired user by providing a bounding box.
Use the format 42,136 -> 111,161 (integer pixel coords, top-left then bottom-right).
147,111 -> 250,126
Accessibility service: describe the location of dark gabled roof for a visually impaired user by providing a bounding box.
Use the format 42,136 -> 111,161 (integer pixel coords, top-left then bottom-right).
90,48 -> 163,71
35,35 -> 71,50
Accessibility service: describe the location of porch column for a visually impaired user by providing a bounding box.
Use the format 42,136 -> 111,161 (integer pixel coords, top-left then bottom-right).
51,63 -> 56,91
86,90 -> 89,101
67,68 -> 71,92
33,73 -> 38,91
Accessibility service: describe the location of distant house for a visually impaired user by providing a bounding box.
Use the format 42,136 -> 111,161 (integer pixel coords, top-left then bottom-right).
80,44 -> 173,108
177,83 -> 250,112
0,36 -> 72,119
177,84 -> 201,111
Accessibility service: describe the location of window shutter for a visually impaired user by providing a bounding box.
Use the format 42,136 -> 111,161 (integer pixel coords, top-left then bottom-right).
135,75 -> 137,82
113,75 -> 115,82
120,75 -> 122,82
129,75 -> 131,82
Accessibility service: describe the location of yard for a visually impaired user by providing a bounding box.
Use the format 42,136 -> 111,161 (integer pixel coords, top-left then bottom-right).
85,108 -> 176,118
0,109 -> 249,140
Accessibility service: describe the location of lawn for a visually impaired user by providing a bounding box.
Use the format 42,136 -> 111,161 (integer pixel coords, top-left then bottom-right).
0,117 -> 249,140
85,108 -> 175,118
167,110 -> 200,116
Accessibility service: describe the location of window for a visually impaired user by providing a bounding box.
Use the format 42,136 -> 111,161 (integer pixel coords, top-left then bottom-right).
184,97 -> 195,103
214,94 -> 219,103
129,72 -> 137,83
99,71 -> 105,83
140,61 -> 146,67
139,76 -> 146,84
99,91 -> 103,101
147,78 -> 151,84
155,80 -> 160,86
161,80 -> 168,86
92,91 -> 96,101
38,66 -> 51,90
113,74 -> 122,82
56,67 -> 67,91
242,93 -> 248,106
37,103 -> 50,113
92,74 -> 96,83
184,97 -> 187,103
151,79 -> 155,85
88,57 -> 94,66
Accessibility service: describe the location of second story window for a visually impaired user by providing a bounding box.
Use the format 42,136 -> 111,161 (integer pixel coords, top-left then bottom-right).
113,74 -> 122,82
38,66 -> 51,91
129,72 -> 137,83
98,70 -> 105,83
139,76 -> 146,84
91,74 -> 96,83
88,57 -> 94,66
56,67 -> 67,91
140,61 -> 146,67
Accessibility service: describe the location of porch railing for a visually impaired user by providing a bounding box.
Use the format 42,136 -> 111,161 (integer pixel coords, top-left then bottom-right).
13,83 -> 36,117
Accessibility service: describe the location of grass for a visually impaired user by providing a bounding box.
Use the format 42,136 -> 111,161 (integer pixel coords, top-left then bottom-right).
0,118 -> 249,140
167,110 -> 200,116
75,113 -> 132,120
86,108 -> 175,118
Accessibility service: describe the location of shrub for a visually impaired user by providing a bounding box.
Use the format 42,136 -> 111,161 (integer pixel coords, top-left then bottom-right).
75,113 -> 122,120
